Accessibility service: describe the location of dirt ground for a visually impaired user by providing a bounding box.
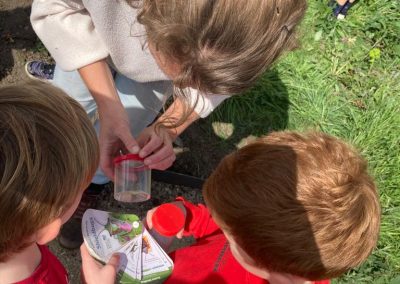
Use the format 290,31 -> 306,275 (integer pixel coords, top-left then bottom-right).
0,1 -> 244,283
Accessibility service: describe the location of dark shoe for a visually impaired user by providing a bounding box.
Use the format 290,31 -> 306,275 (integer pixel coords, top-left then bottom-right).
59,183 -> 107,249
25,61 -> 55,82
59,218 -> 83,249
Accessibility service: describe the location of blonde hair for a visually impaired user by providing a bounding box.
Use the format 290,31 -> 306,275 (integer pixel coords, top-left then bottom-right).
0,82 -> 99,261
204,131 -> 381,280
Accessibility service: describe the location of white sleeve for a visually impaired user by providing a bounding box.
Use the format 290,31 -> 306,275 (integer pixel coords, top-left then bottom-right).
185,87 -> 230,118
30,0 -> 109,71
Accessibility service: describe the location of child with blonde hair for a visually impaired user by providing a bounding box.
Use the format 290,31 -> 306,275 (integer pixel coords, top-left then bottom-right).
0,82 -> 118,283
29,0 -> 308,248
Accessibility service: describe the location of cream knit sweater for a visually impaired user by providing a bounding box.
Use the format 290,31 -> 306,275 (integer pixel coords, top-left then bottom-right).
30,0 -> 229,117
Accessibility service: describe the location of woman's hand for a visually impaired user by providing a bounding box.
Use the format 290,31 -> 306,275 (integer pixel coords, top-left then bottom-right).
98,103 -> 140,179
78,60 -> 140,180
136,125 -> 176,170
80,244 -> 119,284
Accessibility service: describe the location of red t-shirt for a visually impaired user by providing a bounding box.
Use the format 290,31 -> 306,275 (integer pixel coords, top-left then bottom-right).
165,198 -> 330,284
14,245 -> 68,284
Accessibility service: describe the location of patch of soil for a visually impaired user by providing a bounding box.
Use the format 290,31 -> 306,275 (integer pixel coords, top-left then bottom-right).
0,0 -> 52,85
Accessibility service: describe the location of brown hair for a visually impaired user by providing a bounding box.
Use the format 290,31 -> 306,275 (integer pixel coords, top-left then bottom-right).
203,131 -> 380,280
138,0 -> 307,95
0,82 -> 99,261
132,0 -> 307,128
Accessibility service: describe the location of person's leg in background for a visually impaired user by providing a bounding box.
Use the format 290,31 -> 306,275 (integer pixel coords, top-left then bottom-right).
333,0 -> 356,19
52,65 -> 106,248
52,65 -> 98,118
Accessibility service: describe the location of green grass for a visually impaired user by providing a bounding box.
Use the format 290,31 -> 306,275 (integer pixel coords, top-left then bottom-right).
208,0 -> 400,282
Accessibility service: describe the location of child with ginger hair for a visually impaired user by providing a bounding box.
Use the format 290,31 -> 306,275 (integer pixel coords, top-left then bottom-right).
138,131 -> 379,283
0,82 -> 119,284
29,0 -> 308,248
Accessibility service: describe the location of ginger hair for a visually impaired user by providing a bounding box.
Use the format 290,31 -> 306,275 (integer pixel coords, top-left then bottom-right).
203,131 -> 380,280
0,82 -> 99,261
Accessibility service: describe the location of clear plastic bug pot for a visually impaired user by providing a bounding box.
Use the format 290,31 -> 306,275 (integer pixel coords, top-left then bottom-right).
113,154 -> 151,203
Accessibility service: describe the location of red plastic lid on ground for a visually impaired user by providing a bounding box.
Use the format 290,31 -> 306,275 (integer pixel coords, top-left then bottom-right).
152,203 -> 186,237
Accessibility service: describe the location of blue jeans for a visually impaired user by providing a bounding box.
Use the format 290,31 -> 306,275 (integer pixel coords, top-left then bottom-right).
52,65 -> 172,184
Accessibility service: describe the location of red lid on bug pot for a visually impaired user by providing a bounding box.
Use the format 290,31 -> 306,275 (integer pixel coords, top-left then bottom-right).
152,203 -> 186,237
113,153 -> 144,164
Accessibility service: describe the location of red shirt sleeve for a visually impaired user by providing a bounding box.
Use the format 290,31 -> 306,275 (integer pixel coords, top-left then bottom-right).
176,197 -> 221,239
